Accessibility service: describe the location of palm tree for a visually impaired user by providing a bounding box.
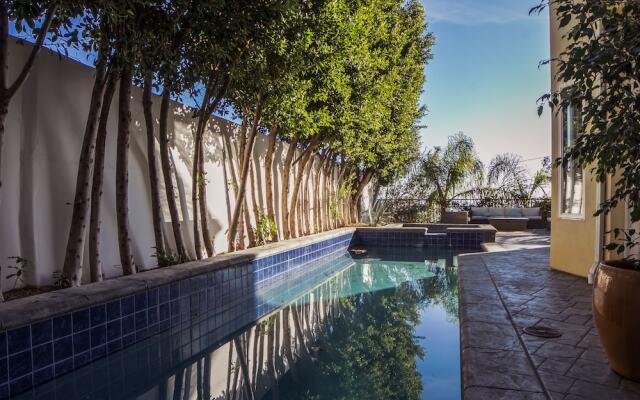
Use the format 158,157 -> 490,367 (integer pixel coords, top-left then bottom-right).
417,132 -> 480,215
488,154 -> 550,201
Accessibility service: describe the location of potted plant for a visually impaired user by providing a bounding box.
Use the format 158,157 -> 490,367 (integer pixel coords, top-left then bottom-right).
533,0 -> 640,381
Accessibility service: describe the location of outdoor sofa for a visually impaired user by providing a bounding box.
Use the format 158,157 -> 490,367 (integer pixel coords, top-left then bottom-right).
469,207 -> 547,229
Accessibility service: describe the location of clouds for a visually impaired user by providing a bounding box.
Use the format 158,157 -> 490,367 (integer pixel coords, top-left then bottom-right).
421,0 -> 541,25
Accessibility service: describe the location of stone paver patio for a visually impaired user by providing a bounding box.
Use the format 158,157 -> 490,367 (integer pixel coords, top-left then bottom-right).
458,230 -> 640,400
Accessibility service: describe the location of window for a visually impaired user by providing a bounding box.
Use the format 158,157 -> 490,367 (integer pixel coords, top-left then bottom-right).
559,104 -> 584,216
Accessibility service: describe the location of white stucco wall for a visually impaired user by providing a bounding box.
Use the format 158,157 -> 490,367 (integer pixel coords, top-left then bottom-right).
0,39 -> 359,287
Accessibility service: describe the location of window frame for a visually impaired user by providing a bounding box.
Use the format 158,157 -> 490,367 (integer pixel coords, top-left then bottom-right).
557,102 -> 586,220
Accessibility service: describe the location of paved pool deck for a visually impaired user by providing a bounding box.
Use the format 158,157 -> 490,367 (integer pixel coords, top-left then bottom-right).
458,230 -> 640,400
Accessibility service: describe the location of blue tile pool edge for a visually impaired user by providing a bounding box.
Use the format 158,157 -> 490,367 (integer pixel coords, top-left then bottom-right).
0,230 -> 355,398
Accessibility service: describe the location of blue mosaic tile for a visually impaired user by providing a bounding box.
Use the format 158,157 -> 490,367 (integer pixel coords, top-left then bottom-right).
8,350 -> 31,380
30,320 -> 52,347
91,345 -> 106,361
32,343 -> 53,371
121,296 -> 135,316
33,366 -> 53,386
121,315 -> 135,336
0,358 -> 6,384
90,326 -> 107,348
106,300 -> 121,321
90,304 -> 106,326
53,336 -> 72,361
158,285 -> 170,304
7,327 -> 30,355
52,315 -> 72,339
134,292 -> 147,312
0,334 -> 5,359
134,311 -> 147,331
72,309 -> 90,333
73,351 -> 90,369
106,320 -> 121,342
54,358 -> 73,377
72,330 -> 90,354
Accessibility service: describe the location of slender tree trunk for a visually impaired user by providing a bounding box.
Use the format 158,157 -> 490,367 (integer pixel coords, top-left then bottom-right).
198,142 -> 215,257
264,127 -> 278,242
159,89 -> 188,260
280,139 -> 298,240
115,66 -> 135,275
313,155 -> 326,234
0,4 -> 57,204
248,159 -> 260,231
192,76 -> 229,258
303,155 -> 315,235
288,137 -> 319,238
234,119 -> 254,248
142,74 -> 165,259
244,198 -> 256,247
352,170 -> 373,224
191,119 -> 203,259
228,98 -> 263,252
61,56 -> 108,286
89,73 -> 117,283
223,132 -> 245,250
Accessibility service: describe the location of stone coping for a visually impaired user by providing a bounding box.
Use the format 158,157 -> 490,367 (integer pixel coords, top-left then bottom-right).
0,228 -> 356,331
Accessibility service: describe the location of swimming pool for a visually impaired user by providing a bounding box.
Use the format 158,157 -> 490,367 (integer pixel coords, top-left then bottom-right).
14,246 -> 463,400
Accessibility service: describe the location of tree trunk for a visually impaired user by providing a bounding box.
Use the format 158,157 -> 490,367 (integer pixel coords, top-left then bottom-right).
159,89 -> 188,260
302,155 -> 315,235
280,139 -> 298,240
248,159 -> 260,231
313,155 -> 326,234
191,120 -> 203,260
115,66 -> 135,276
192,76 -> 229,258
228,97 -> 263,252
0,4 -> 57,204
142,74 -> 165,259
222,132 -> 245,250
198,142 -> 215,257
288,137 -> 319,238
351,170 -> 373,224
89,73 -> 117,283
61,56 -> 108,286
264,127 -> 278,242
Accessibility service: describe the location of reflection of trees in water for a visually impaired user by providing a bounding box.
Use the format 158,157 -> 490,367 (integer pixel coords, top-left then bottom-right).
159,258 -> 457,400
276,285 -> 425,400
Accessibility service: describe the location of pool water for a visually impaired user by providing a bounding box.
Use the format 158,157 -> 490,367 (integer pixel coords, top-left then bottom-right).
16,247 -> 462,400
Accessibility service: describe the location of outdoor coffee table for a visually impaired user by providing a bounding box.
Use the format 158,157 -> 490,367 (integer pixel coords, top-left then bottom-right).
488,217 -> 528,231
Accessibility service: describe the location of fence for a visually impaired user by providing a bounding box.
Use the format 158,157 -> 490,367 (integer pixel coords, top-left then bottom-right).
377,197 -> 550,224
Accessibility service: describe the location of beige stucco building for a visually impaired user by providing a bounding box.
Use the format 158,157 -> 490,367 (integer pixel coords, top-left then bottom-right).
548,2 -> 628,279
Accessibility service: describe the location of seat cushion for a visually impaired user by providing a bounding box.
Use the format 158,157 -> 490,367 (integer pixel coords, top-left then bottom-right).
505,208 -> 523,217
471,207 -> 489,217
527,216 -> 543,220
488,207 -> 505,217
522,207 -> 541,217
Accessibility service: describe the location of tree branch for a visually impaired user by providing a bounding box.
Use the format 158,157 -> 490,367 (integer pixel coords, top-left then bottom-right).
7,4 -> 58,98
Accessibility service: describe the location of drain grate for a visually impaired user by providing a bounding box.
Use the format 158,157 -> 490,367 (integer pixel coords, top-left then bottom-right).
523,326 -> 562,338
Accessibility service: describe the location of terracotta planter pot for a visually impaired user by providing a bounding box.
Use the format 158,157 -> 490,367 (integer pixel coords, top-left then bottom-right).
593,261 -> 640,381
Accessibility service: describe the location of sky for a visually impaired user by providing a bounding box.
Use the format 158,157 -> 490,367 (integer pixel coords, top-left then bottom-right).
419,0 -> 552,172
